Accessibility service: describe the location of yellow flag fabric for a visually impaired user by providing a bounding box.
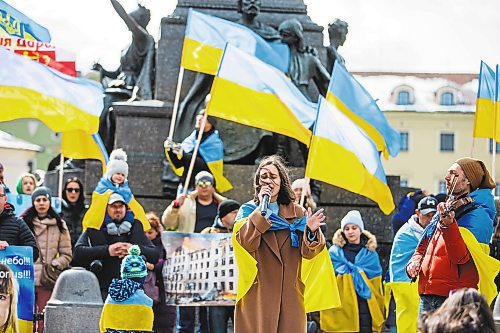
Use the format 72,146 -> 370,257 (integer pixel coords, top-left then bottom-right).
99,303 -> 154,333
306,97 -> 395,215
460,227 -> 500,305
207,44 -> 317,147
473,61 -> 499,141
82,190 -> 151,231
384,282 -> 419,333
320,273 -> 384,333
232,218 -> 340,313
61,130 -> 107,173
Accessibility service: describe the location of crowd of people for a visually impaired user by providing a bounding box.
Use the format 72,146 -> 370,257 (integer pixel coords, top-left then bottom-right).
0,149 -> 498,333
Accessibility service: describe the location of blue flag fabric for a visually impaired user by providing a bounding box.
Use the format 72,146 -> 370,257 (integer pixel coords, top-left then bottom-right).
236,201 -> 307,247
328,244 -> 382,299
0,0 -> 51,42
7,194 -> 62,216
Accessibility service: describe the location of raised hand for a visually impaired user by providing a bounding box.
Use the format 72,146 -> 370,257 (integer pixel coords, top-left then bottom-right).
306,208 -> 325,232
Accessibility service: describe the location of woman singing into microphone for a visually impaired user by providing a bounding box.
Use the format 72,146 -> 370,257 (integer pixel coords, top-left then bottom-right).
232,155 -> 327,333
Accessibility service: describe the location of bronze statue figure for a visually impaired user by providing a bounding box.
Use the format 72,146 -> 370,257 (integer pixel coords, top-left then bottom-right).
93,0 -> 155,152
326,19 -> 348,73
278,18 -> 330,100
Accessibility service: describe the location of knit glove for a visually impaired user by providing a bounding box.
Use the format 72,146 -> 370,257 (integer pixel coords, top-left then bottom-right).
118,221 -> 132,235
106,222 -> 119,235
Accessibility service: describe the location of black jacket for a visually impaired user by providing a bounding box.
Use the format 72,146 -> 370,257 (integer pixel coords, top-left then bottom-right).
0,204 -> 39,261
61,202 -> 88,247
72,218 -> 158,293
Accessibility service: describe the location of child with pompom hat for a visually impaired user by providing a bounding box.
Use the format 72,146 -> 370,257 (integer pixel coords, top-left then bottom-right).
99,245 -> 154,333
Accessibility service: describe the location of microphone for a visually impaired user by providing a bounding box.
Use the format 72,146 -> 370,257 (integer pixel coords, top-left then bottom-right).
260,194 -> 270,216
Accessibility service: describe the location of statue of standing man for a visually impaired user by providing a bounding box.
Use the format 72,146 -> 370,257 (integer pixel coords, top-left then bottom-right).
326,19 -> 348,74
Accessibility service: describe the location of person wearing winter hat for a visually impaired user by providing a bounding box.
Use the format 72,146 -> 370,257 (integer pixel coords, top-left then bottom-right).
81,148 -> 151,232
16,173 -> 37,195
20,187 -> 72,333
407,157 -> 498,314
202,199 -> 241,234
322,210 -> 384,333
99,245 -> 154,333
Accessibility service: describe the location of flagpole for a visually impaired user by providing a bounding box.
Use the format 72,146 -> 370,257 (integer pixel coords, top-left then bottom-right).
168,66 -> 185,139
58,152 -> 64,204
182,112 -> 207,196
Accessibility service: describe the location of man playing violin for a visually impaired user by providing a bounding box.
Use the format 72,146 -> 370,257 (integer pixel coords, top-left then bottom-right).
406,157 -> 497,314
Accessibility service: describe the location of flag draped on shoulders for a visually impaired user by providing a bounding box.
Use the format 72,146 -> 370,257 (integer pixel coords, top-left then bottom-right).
207,44 -> 317,146
473,61 -> 499,141
182,8 -> 289,75
82,179 -> 150,231
306,97 -> 395,214
321,237 -> 384,333
232,201 -> 340,313
327,61 -> 400,158
166,129 -> 232,193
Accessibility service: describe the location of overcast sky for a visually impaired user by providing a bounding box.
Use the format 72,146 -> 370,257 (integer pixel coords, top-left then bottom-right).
7,0 -> 500,74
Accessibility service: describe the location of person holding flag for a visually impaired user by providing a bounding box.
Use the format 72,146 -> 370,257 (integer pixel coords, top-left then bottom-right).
407,157 -> 498,313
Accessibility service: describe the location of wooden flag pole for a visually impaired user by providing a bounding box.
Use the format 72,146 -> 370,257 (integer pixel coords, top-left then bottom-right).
168,66 -> 185,139
57,152 -> 64,204
182,112 -> 208,196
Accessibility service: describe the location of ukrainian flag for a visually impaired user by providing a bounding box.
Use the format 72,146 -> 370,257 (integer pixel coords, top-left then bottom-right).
306,97 -> 395,215
473,61 -> 498,141
166,129 -> 233,193
327,61 -> 400,159
181,9 -> 289,75
0,47 -> 107,171
207,44 -> 317,147
0,0 -> 51,42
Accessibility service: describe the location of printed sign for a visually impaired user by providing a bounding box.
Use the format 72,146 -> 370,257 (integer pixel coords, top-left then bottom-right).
161,231 -> 237,306
7,193 -> 62,216
0,245 -> 35,333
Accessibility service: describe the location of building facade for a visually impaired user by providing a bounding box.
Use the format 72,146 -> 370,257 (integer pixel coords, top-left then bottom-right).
355,72 -> 499,195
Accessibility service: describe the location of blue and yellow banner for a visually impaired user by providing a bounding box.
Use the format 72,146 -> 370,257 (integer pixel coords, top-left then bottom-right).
61,131 -> 109,173
0,0 -> 51,42
182,9 -> 289,75
327,61 -> 400,159
7,193 -> 62,216
207,44 -> 316,146
473,61 -> 499,141
0,245 -> 35,333
306,97 -> 395,215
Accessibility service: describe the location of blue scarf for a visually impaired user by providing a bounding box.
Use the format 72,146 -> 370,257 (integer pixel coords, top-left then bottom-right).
236,200 -> 307,247
95,177 -> 133,203
329,244 -> 382,299
108,278 -> 141,302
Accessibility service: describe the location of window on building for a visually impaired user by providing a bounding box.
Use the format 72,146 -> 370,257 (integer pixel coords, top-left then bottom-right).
440,133 -> 454,151
214,270 -> 218,277
229,258 -> 234,265
221,282 -> 226,290
397,91 -> 410,105
205,272 -> 209,279
440,92 -> 454,106
205,282 -> 209,290
489,139 -> 500,154
439,180 -> 447,194
400,179 -> 408,187
229,269 -> 234,277
222,270 -> 225,277
229,282 -> 234,290
400,132 -> 409,151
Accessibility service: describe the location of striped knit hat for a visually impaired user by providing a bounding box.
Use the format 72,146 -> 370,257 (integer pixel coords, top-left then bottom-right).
120,245 -> 147,279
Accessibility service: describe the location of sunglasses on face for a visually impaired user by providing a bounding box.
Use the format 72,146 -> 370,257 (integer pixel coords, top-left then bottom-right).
197,181 -> 212,187
66,188 -> 80,193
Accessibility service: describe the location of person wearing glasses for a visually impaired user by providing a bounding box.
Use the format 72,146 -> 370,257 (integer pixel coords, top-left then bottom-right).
61,177 -> 88,247
161,171 -> 227,333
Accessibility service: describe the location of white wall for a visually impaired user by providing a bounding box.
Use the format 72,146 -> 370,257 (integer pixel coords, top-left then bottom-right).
0,148 -> 37,192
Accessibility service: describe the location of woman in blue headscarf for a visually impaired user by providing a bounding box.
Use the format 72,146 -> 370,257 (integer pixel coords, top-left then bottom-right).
321,210 -> 384,333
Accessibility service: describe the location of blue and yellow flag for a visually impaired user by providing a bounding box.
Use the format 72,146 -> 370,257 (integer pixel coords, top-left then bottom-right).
166,129 -> 232,193
473,61 -> 499,141
306,97 -> 395,215
207,44 -> 317,147
327,61 -> 400,159
232,215 -> 340,313
182,9 -> 289,75
61,131 -> 109,173
0,0 -> 51,42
